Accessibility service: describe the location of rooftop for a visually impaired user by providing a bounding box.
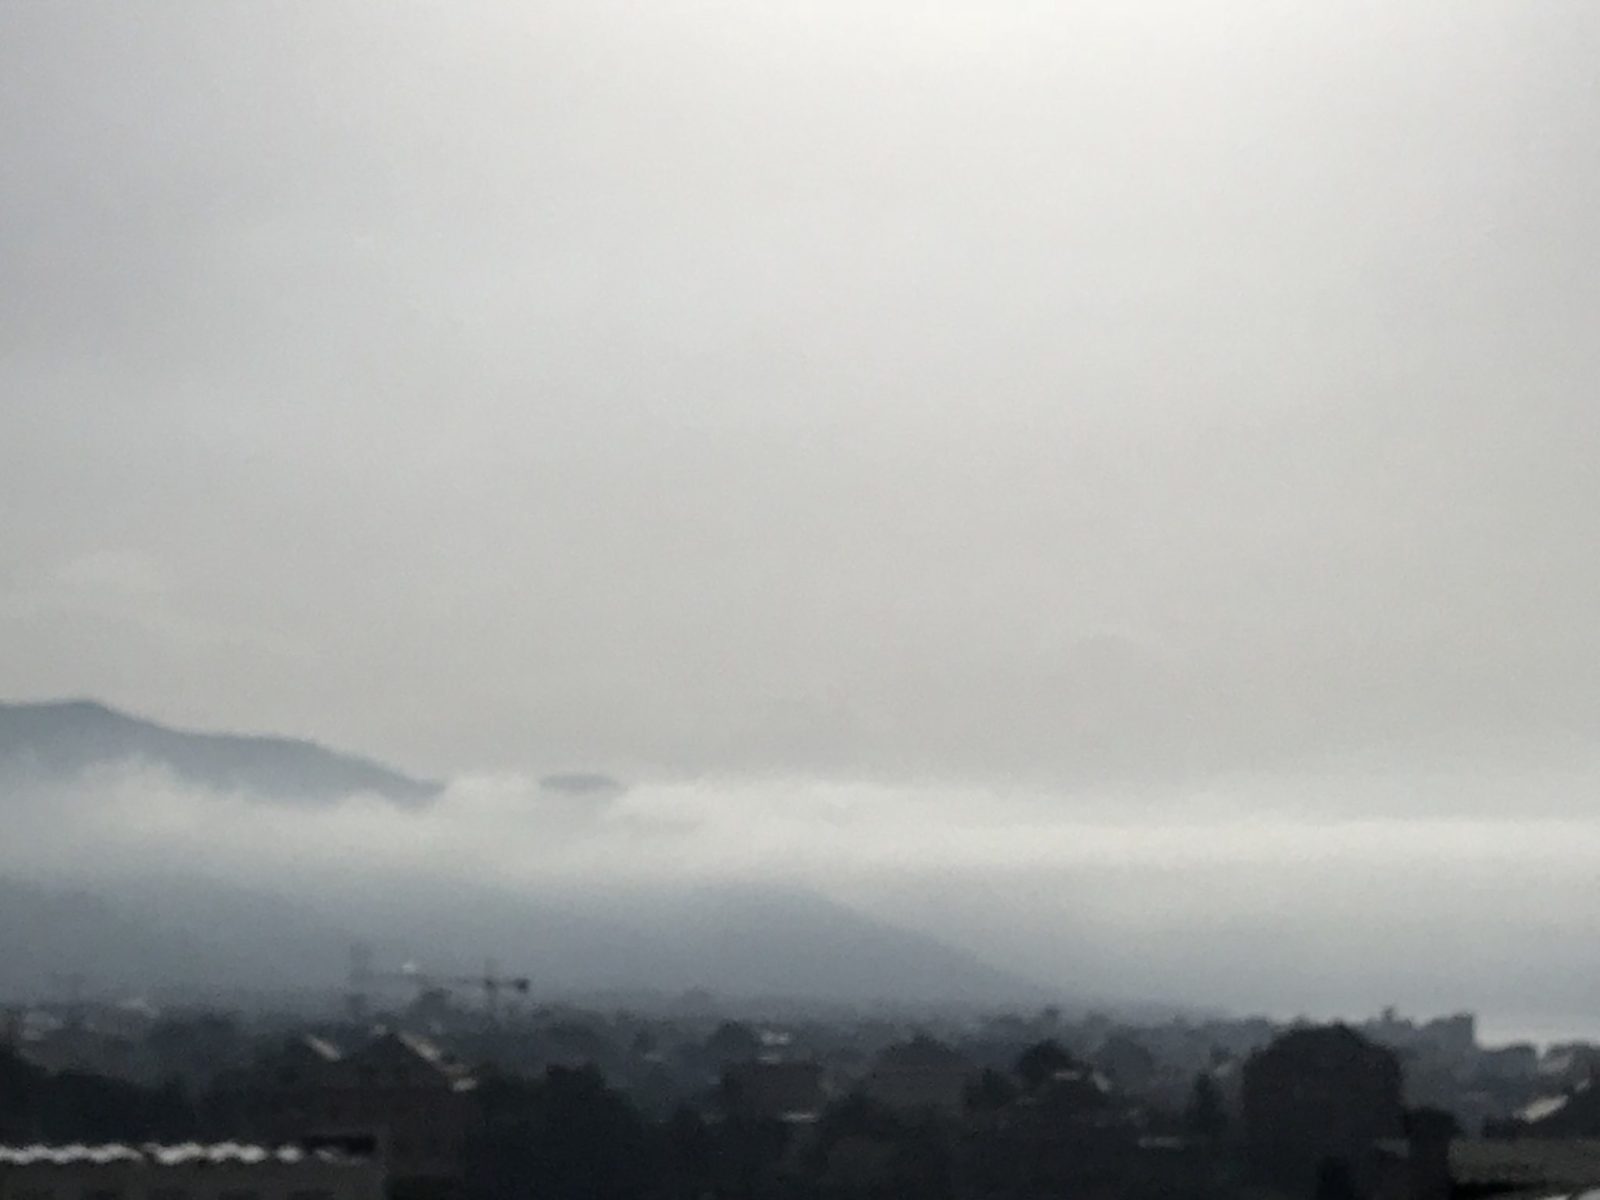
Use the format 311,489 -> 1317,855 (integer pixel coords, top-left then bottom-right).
1451,1139 -> 1600,1189
0,1143 -> 378,1168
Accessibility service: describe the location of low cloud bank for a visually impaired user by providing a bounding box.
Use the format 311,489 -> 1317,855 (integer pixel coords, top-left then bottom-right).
6,760 -> 1600,1032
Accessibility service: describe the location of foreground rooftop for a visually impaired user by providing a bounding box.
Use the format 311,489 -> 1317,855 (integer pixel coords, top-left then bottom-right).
0,1142 -> 378,1167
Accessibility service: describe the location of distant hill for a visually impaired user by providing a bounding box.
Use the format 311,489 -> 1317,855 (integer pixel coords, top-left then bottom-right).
0,871 -> 1050,1009
0,702 -> 1050,1010
0,875 -> 354,998
0,699 -> 440,805
322,875 -> 1053,1008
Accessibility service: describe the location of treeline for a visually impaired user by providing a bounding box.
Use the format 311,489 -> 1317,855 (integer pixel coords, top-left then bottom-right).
462,1041 -> 1227,1200
0,1046 -> 198,1142
1,1040 -> 1228,1200
469,1062 -> 968,1200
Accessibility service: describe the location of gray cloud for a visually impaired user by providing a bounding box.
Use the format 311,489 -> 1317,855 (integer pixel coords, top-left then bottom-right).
3,1 -> 1600,798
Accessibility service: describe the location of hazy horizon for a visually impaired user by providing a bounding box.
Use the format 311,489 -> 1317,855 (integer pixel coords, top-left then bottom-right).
5,2 -> 1600,1035
6,737 -> 1600,1036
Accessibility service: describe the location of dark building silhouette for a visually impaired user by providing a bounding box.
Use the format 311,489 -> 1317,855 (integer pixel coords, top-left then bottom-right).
1095,1033 -> 1158,1094
721,1058 -> 825,1121
1244,1024 -> 1405,1197
860,1035 -> 975,1114
1496,1078 -> 1600,1138
229,1030 -> 476,1199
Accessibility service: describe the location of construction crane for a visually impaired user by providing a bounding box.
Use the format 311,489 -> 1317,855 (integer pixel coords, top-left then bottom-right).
345,945 -> 530,1023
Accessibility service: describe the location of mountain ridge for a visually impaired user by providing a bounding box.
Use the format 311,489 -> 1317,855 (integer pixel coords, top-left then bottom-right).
0,698 -> 441,805
0,699 -> 1058,1010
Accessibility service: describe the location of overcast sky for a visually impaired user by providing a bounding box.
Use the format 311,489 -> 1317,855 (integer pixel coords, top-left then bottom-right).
4,1 -> 1600,794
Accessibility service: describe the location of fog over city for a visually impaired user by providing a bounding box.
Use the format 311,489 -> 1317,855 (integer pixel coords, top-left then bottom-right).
4,2 -> 1600,1038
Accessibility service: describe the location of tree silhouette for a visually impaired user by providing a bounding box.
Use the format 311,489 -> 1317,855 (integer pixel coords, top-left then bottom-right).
1186,1072 -> 1228,1141
964,1067 -> 1018,1113
1015,1039 -> 1078,1092
705,1020 -> 761,1064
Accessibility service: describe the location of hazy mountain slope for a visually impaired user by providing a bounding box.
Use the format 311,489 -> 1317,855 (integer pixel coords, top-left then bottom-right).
332,876 -> 1051,1006
0,871 -> 1048,1009
0,874 -> 363,999
0,699 -> 440,805
602,884 -> 1052,1005
0,879 -> 200,994
0,702 -> 1044,1007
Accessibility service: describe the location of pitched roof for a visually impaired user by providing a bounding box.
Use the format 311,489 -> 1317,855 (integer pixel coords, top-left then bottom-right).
1519,1094 -> 1573,1124
1451,1139 -> 1600,1189
352,1030 -> 475,1090
0,1142 -> 376,1167
873,1037 -> 971,1072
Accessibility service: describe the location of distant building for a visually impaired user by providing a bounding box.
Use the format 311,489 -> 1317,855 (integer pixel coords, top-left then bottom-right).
17,1024 -> 139,1081
1423,1015 -> 1477,1060
1499,1080 -> 1600,1138
859,1036 -> 974,1114
721,1060 -> 825,1122
1538,1043 -> 1600,1091
963,1066 -> 1159,1200
1094,1034 -> 1157,1094
1446,1136 -> 1600,1197
1243,1024 -> 1405,1196
0,1140 -> 384,1200
1478,1044 -> 1540,1084
229,1031 -> 475,1198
